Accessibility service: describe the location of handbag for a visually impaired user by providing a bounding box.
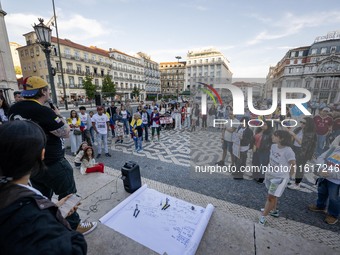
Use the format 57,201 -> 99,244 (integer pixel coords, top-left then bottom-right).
73,129 -> 82,136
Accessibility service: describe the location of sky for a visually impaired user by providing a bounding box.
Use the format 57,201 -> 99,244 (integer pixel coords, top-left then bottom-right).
2,0 -> 340,78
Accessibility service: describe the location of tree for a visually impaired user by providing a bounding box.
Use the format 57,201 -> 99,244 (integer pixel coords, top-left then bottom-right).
132,86 -> 140,99
101,75 -> 116,99
83,75 -> 96,100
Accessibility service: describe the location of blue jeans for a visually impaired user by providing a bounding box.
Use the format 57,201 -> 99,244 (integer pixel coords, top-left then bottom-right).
317,179 -> 340,218
97,133 -> 108,154
122,119 -> 129,135
134,136 -> 142,151
316,134 -> 327,157
142,124 -> 149,141
30,157 -> 80,229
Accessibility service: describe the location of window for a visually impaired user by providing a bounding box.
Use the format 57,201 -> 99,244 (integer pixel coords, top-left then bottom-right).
69,76 -> 75,87
35,46 -> 40,56
288,67 -> 294,73
84,53 -> 88,61
85,66 -> 90,74
66,63 -> 73,72
290,51 -> 295,58
64,48 -> 71,58
290,59 -> 294,65
75,51 -> 80,60
321,47 -> 327,54
331,46 -> 336,53
298,51 -> 303,57
297,59 -> 302,64
78,77 -> 83,87
311,49 -> 317,55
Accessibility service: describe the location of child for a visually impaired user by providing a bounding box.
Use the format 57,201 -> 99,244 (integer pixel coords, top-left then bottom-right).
80,146 -> 105,175
130,113 -> 143,152
259,130 -> 296,225
115,121 -> 124,143
74,141 -> 88,169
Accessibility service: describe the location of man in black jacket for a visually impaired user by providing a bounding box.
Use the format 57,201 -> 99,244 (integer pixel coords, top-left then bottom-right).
8,76 -> 96,235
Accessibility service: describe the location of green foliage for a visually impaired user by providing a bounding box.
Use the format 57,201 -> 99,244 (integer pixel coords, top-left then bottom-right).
101,75 -> 116,98
83,76 -> 96,100
132,86 -> 140,98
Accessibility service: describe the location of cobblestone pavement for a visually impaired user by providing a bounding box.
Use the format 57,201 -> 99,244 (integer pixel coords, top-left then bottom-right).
68,127 -> 340,246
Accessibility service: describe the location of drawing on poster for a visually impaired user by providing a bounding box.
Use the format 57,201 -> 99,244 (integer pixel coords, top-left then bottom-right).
100,184 -> 214,255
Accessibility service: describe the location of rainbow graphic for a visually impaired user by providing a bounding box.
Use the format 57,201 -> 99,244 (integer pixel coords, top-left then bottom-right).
197,82 -> 223,115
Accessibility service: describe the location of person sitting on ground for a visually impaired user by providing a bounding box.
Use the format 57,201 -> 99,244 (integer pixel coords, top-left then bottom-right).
0,120 -> 87,255
74,142 -> 88,169
80,146 -> 104,175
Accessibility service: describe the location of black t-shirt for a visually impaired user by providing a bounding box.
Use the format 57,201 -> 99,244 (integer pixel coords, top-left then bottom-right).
8,100 -> 65,165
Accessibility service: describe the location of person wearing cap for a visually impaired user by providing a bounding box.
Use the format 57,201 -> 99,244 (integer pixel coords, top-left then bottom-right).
141,106 -> 151,142
8,76 -> 97,235
313,107 -> 333,156
92,106 -> 111,158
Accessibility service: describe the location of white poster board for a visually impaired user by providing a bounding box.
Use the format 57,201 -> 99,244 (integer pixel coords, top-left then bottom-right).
100,185 -> 214,255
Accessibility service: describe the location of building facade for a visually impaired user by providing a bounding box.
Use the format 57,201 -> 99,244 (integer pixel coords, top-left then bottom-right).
108,49 -> 146,101
18,31 -> 150,103
266,31 -> 340,104
136,52 -> 160,99
159,61 -> 186,98
186,48 -> 232,89
0,2 -> 18,103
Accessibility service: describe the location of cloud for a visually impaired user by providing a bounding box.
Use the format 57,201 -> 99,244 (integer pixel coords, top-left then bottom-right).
58,14 -> 113,41
5,12 -> 120,49
195,5 -> 207,11
246,11 -> 340,45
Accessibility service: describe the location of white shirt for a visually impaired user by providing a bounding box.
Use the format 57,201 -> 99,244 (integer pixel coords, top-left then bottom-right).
121,110 -> 127,119
92,113 -> 109,134
223,118 -> 239,141
79,113 -> 88,130
268,144 -> 295,178
186,107 -> 191,117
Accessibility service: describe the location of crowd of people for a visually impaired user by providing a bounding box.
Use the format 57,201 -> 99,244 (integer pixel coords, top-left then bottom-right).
0,75 -> 339,254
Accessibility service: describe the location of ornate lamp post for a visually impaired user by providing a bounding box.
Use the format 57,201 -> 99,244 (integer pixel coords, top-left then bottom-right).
33,18 -> 57,105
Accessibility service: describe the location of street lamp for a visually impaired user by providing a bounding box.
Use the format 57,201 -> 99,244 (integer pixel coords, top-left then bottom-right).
175,56 -> 182,63
33,18 -> 58,105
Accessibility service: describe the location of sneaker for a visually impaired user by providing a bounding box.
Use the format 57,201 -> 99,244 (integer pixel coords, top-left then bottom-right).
270,210 -> 280,218
325,215 -> 338,225
138,149 -> 144,153
76,221 -> 97,235
216,160 -> 224,166
105,153 -> 111,157
288,184 -> 301,190
258,216 -> 267,226
96,154 -> 101,159
260,208 -> 280,217
308,204 -> 326,213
